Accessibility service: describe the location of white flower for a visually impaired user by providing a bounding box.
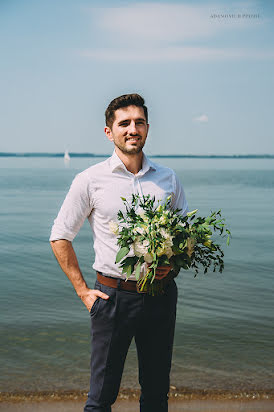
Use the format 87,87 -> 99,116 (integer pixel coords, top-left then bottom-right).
159,215 -> 168,225
133,240 -> 148,257
159,229 -> 174,247
143,240 -> 150,247
156,242 -> 174,258
164,246 -> 174,259
156,246 -> 165,257
144,252 -> 153,263
159,228 -> 168,238
136,226 -> 145,235
109,220 -> 119,235
164,237 -> 173,248
136,208 -> 146,219
136,208 -> 149,223
133,225 -> 147,235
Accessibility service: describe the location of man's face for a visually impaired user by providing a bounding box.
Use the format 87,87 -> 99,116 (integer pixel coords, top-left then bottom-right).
105,105 -> 149,155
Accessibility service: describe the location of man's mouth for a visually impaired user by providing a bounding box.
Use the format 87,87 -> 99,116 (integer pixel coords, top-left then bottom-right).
126,136 -> 140,142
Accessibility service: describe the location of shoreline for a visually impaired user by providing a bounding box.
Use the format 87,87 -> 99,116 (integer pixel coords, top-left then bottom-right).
1,390 -> 274,412
1,387 -> 274,403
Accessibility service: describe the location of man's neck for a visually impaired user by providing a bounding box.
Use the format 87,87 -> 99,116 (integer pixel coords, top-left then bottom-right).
115,148 -> 143,175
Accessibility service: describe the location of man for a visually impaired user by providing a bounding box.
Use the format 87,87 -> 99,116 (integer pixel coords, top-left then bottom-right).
50,93 -> 188,412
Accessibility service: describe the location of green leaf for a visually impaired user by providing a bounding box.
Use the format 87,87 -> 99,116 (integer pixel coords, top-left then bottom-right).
187,209 -> 198,218
121,256 -> 136,267
135,261 -> 142,280
115,246 -> 130,263
122,264 -> 133,279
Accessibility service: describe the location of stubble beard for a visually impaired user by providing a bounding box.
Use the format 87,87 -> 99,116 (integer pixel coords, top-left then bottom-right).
114,140 -> 145,155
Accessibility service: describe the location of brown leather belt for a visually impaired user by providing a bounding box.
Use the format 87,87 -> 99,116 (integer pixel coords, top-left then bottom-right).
97,271 -> 174,293
97,272 -> 138,292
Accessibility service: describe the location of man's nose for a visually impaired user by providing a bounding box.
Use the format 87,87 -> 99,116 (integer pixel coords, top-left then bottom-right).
128,121 -> 138,135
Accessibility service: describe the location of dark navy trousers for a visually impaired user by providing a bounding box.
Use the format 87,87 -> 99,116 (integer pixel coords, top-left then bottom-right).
84,278 -> 177,412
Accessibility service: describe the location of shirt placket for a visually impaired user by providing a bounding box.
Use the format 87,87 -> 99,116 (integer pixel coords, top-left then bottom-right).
131,175 -> 144,197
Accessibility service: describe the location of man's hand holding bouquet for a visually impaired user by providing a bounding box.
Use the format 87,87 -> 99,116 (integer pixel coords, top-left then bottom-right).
109,194 -> 231,295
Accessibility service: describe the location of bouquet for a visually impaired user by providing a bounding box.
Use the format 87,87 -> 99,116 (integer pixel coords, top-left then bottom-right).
109,194 -> 231,295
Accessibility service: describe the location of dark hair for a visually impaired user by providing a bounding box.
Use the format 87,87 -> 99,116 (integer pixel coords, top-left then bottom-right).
105,93 -> 148,128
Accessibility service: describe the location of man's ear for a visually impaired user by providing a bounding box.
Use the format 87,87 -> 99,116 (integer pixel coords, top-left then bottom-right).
104,126 -> 113,142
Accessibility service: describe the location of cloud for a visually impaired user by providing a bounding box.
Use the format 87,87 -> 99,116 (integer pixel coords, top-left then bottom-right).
96,4 -> 215,44
90,2 -> 263,46
79,2 -> 270,62
79,47 -> 274,62
193,114 -> 209,123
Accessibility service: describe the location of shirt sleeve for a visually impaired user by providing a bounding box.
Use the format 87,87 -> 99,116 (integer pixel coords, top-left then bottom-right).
49,173 -> 93,242
172,172 -> 189,217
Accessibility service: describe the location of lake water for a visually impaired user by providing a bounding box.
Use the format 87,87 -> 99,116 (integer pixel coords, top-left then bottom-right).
0,156 -> 273,394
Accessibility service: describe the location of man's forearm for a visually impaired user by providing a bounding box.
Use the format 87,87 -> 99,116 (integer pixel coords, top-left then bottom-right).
50,239 -> 89,296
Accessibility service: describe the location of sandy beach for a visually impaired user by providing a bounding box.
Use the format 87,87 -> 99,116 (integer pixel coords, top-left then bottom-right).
1,390 -> 274,412
1,399 -> 274,412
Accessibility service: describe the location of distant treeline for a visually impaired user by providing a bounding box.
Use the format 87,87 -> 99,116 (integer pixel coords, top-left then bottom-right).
0,152 -> 274,159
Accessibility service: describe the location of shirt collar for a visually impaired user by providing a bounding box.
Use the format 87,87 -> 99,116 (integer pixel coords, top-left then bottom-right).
109,150 -> 156,176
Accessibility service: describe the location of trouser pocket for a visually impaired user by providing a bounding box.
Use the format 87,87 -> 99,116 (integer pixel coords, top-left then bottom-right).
89,280 -> 102,317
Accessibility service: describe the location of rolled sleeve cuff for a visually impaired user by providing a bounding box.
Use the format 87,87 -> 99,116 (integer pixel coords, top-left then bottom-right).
49,229 -> 76,242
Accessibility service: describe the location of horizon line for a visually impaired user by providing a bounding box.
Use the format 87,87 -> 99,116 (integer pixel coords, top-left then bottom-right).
0,152 -> 273,159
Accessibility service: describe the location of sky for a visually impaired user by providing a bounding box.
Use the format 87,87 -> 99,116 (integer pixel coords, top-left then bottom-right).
0,0 -> 273,155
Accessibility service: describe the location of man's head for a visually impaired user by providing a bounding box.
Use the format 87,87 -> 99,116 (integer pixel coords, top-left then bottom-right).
104,93 -> 149,156
105,93 -> 148,129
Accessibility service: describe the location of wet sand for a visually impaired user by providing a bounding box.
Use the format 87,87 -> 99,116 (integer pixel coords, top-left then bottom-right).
1,399 -> 274,412
1,390 -> 274,412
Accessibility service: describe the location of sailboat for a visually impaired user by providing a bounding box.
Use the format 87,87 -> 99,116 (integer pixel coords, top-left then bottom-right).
64,149 -> 70,161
